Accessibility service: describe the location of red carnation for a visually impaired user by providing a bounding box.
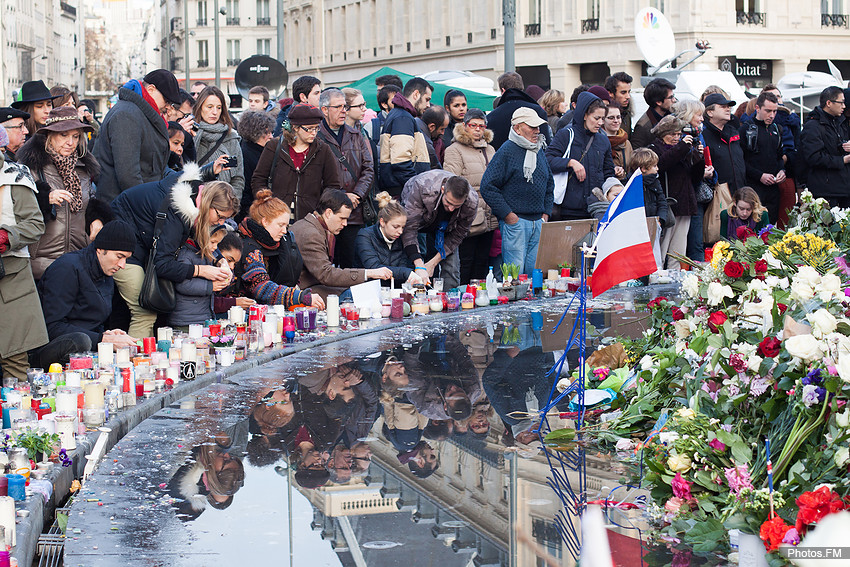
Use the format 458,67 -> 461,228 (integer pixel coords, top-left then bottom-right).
760,516 -> 793,552
737,226 -> 756,240
671,306 -> 685,321
795,486 -> 849,533
777,303 -> 788,314
707,311 -> 728,333
647,297 -> 668,309
757,336 -> 781,358
705,248 -> 714,263
724,261 -> 745,278
754,259 -> 768,274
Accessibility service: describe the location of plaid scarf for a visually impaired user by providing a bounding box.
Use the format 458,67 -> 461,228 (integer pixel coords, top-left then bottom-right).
45,144 -> 83,213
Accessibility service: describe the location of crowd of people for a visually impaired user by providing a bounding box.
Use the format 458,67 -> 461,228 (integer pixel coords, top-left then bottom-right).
2,66 -> 850,382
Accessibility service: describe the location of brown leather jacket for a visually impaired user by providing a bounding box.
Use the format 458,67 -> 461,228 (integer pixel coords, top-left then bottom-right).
250,137 -> 341,221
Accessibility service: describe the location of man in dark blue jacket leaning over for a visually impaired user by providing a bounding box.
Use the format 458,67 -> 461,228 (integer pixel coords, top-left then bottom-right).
93,69 -> 182,203
480,108 -> 554,277
487,72 -> 552,150
34,221 -> 139,367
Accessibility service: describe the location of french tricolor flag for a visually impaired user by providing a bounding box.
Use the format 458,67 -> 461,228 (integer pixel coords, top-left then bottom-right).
591,170 -> 658,297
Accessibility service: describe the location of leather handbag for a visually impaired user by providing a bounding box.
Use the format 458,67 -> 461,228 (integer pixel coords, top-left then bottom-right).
138,201 -> 176,314
695,180 -> 714,204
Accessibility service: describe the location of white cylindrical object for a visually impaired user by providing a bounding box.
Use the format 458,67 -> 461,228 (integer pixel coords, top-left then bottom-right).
188,324 -> 203,339
166,364 -> 179,384
97,342 -> 114,368
181,341 -> 196,362
326,294 -> 340,327
84,382 -> 105,410
5,391 -> 22,408
55,413 -> 76,450
157,326 -> 173,342
55,389 -> 76,414
39,413 -> 56,434
64,371 -> 81,388
115,346 -> 131,365
0,495 -> 16,547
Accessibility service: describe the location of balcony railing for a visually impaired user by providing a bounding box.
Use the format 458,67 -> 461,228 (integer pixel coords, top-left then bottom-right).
227,58 -> 241,66
197,59 -> 208,68
736,11 -> 766,26
524,23 -> 540,36
196,18 -> 208,26
581,18 -> 599,33
822,13 -> 849,27
257,17 -> 270,25
60,1 -> 76,18
226,17 -> 240,25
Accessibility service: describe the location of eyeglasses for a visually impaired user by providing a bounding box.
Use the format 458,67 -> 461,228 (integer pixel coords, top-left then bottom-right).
170,105 -> 186,120
261,391 -> 291,406
298,125 -> 320,133
466,123 -> 486,129
324,104 -> 346,111
212,208 -> 232,222
345,103 -> 367,111
830,99 -> 847,106
3,123 -> 25,130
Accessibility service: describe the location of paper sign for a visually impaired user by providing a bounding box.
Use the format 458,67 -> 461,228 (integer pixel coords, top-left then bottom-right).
349,279 -> 383,310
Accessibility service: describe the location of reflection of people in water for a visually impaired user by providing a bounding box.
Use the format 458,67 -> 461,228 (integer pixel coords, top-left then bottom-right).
327,441 -> 373,484
453,400 -> 494,439
398,441 -> 440,479
250,388 -> 297,435
405,334 -> 483,421
247,386 -> 300,467
168,442 -> 246,521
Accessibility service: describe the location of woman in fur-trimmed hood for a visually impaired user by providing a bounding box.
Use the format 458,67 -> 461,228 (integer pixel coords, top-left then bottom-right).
110,161 -> 237,336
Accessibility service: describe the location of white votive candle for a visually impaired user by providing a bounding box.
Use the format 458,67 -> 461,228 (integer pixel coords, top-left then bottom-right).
97,342 -> 113,368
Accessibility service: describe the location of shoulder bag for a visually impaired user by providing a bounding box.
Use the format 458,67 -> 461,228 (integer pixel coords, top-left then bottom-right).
138,198 -> 177,314
197,130 -> 229,166
318,131 -> 379,225
552,127 -> 574,205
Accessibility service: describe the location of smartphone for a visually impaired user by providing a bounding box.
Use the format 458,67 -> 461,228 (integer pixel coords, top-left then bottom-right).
224,156 -> 238,168
191,121 -> 199,132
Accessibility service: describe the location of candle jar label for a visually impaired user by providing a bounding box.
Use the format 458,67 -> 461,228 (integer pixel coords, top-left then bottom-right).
180,361 -> 196,381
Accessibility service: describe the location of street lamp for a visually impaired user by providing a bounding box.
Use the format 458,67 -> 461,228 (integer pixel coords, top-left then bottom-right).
184,0 -> 190,89
214,1 -> 225,88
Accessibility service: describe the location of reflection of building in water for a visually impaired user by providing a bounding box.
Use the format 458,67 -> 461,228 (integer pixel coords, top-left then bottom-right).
295,416 -> 635,566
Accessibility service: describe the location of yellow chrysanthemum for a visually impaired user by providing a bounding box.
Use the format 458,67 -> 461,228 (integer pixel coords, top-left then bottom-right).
710,241 -> 732,269
768,232 -> 836,267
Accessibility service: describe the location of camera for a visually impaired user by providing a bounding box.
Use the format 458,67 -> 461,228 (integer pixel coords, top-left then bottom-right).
681,125 -> 699,138
191,121 -> 199,132
224,156 -> 238,168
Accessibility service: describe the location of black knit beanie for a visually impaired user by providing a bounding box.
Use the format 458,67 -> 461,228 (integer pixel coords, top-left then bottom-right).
92,220 -> 136,252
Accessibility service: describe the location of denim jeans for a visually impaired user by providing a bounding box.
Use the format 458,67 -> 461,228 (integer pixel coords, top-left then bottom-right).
686,203 -> 705,262
499,218 -> 542,276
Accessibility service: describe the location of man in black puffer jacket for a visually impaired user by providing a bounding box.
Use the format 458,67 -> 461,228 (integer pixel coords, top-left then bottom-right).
739,91 -> 786,224
487,72 -> 552,150
800,86 -> 850,207
702,93 -> 746,193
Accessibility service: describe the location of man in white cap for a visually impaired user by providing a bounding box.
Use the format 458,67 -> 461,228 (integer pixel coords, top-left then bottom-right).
480,107 -> 554,277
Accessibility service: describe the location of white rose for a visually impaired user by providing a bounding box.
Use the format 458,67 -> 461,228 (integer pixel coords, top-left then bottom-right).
674,320 -> 690,338
659,431 -> 680,444
707,282 -> 734,306
615,438 -> 634,451
807,309 -> 838,339
640,354 -> 654,371
835,447 -> 850,467
836,409 -> 850,428
795,265 -> 822,288
763,251 -> 782,270
682,274 -> 700,298
838,351 -> 850,384
747,355 -> 763,372
790,279 -> 816,302
818,273 -> 843,303
785,334 -> 825,362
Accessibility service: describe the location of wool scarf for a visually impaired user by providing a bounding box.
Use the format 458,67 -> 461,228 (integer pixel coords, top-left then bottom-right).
45,144 -> 83,213
508,127 -> 546,183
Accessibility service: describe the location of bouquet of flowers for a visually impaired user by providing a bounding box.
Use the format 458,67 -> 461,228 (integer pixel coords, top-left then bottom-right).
583,219 -> 850,562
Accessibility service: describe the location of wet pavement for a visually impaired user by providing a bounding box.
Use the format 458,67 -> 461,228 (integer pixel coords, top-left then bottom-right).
63,288 -> 678,567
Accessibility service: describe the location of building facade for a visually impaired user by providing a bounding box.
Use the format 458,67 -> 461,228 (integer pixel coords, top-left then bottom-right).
0,0 -> 85,105
160,0 -> 281,105
276,0 -> 849,94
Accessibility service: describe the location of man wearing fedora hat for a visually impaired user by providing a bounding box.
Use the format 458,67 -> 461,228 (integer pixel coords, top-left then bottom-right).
0,107 -> 30,162
93,69 -> 182,203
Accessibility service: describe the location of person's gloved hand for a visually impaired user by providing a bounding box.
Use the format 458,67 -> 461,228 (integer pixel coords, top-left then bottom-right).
0,229 -> 9,254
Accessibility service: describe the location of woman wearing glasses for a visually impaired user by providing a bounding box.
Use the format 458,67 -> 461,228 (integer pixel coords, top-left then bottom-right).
602,105 -> 633,183
648,115 -> 704,269
250,104 -> 341,222
193,86 -> 245,203
342,88 -> 370,136
443,108 -> 498,284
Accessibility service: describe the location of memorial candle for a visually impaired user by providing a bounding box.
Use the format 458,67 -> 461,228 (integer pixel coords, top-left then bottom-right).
97,342 -> 114,368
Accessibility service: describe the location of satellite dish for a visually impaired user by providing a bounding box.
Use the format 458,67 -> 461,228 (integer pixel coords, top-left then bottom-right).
634,8 -> 676,69
234,55 -> 288,100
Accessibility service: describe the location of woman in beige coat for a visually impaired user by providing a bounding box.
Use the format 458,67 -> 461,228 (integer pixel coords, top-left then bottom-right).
443,109 -> 498,284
